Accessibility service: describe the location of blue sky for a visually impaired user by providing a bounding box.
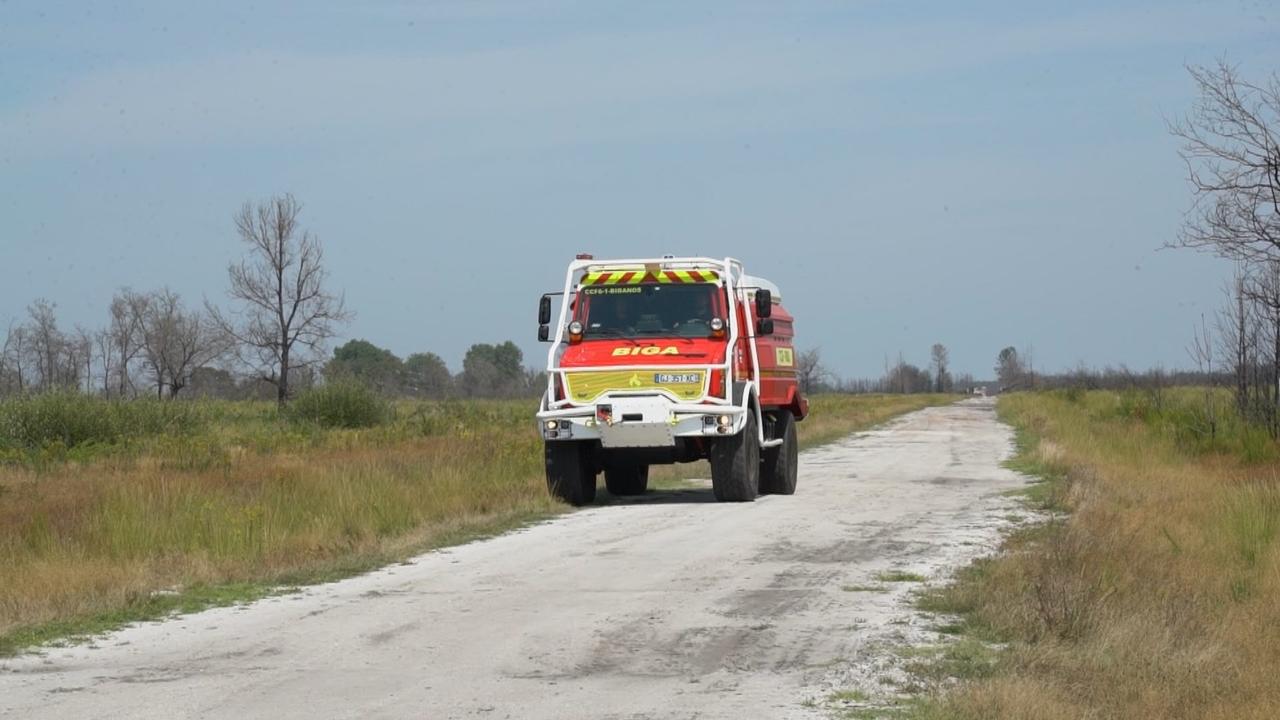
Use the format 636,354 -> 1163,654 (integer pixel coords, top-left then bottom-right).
2,1 -> 1277,379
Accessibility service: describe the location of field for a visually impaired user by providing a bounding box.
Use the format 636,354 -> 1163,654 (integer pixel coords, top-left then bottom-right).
0,391 -> 955,655
909,388 -> 1280,720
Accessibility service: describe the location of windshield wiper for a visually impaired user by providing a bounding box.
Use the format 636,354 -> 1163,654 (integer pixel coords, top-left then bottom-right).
586,328 -> 638,344
631,328 -> 697,344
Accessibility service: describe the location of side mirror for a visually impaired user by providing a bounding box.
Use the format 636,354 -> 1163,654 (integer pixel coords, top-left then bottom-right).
537,325 -> 550,342
756,318 -> 774,335
754,289 -> 772,318
538,295 -> 552,325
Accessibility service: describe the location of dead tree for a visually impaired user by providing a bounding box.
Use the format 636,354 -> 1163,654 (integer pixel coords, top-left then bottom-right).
0,322 -> 24,395
138,289 -> 225,398
996,346 -> 1023,389
1217,267 -> 1255,416
209,194 -> 349,405
797,348 -> 827,395
1169,61 -> 1280,262
1169,61 -> 1280,429
26,299 -> 65,389
94,328 -> 116,396
931,343 -> 950,393
1187,314 -> 1218,441
1243,261 -> 1280,433
72,326 -> 94,394
108,289 -> 148,397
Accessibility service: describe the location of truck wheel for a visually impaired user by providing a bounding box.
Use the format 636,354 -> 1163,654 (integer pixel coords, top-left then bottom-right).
545,441 -> 597,506
604,464 -> 649,496
760,410 -> 798,495
710,411 -> 760,502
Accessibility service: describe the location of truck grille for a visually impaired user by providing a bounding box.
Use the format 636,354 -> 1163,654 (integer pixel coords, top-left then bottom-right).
562,370 -> 705,403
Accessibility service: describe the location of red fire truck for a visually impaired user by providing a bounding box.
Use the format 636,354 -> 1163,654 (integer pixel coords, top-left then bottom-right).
536,256 -> 808,504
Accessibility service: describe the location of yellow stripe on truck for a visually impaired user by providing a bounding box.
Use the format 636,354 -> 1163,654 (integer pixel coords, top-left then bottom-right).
581,270 -> 720,285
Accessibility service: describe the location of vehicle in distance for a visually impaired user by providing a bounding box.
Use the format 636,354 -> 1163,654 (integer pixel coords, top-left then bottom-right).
535,255 -> 808,504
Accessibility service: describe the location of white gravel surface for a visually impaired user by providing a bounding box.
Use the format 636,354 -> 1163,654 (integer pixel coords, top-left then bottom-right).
0,398 -> 1030,719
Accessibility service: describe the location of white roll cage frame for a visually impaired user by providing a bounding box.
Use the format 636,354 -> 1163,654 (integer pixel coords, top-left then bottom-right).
539,256 -> 781,449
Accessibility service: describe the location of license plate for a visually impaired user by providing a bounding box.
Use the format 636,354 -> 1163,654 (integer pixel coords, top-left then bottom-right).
654,373 -> 701,384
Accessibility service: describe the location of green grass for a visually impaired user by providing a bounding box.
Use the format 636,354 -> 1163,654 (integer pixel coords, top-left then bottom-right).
823,687 -> 920,720
901,638 -> 1002,683
875,570 -> 926,583
0,391 -> 210,464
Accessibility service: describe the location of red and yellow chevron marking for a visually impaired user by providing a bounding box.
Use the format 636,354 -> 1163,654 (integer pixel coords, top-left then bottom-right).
581,269 -> 719,286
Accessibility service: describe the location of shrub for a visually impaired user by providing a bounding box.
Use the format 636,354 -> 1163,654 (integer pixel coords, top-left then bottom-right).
285,382 -> 390,429
0,392 -> 207,450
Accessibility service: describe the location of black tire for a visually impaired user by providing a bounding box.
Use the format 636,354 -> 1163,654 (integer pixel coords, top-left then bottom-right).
709,410 -> 760,502
545,441 -> 597,506
604,464 -> 649,496
760,410 -> 798,495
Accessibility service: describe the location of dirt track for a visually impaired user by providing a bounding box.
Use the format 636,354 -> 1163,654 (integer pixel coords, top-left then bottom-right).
0,398 -> 1028,719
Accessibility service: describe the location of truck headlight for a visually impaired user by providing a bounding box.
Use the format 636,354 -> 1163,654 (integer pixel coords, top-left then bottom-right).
709,317 -> 726,338
543,419 -> 572,438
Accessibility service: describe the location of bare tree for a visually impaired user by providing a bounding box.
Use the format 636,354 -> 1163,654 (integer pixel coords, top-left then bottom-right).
1172,63 -> 1280,434
0,321 -> 24,395
138,289 -> 225,398
1169,61 -> 1280,262
996,346 -> 1024,389
25,299 -> 74,390
72,325 -> 94,393
1187,314 -> 1219,441
1242,260 -> 1280,432
797,348 -> 827,395
930,343 -> 950,393
95,328 -> 116,396
1217,267 -> 1254,416
209,193 -> 349,404
107,289 -> 148,397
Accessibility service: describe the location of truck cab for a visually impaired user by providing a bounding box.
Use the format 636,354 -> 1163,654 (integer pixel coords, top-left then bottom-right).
536,256 -> 808,504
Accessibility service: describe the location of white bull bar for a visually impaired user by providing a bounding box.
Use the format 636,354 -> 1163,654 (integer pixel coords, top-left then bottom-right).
537,399 -> 747,446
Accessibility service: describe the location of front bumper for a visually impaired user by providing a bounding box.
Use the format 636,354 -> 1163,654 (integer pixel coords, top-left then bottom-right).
536,398 -> 745,446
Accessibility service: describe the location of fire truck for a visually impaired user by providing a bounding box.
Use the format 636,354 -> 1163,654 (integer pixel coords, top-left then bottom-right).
535,255 -> 808,505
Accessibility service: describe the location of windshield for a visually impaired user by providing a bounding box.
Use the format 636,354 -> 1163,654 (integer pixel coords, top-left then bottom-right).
577,283 -> 723,339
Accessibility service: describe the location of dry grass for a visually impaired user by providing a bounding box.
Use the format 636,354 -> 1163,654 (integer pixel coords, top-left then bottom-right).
913,389 -> 1280,720
0,392 -> 954,654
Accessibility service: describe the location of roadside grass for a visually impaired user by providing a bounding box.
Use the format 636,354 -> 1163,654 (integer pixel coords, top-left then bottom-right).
893,388 -> 1280,720
874,570 -> 926,583
0,392 -> 956,655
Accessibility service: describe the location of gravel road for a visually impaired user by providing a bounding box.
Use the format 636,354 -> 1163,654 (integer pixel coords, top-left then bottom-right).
0,398 -> 1028,719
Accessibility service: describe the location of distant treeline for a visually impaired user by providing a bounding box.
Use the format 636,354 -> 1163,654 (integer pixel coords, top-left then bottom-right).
317,339 -> 544,399
0,291 -> 544,400
0,296 -> 545,400
7,297 -> 1228,404
829,348 -> 1229,397
802,344 -> 980,395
